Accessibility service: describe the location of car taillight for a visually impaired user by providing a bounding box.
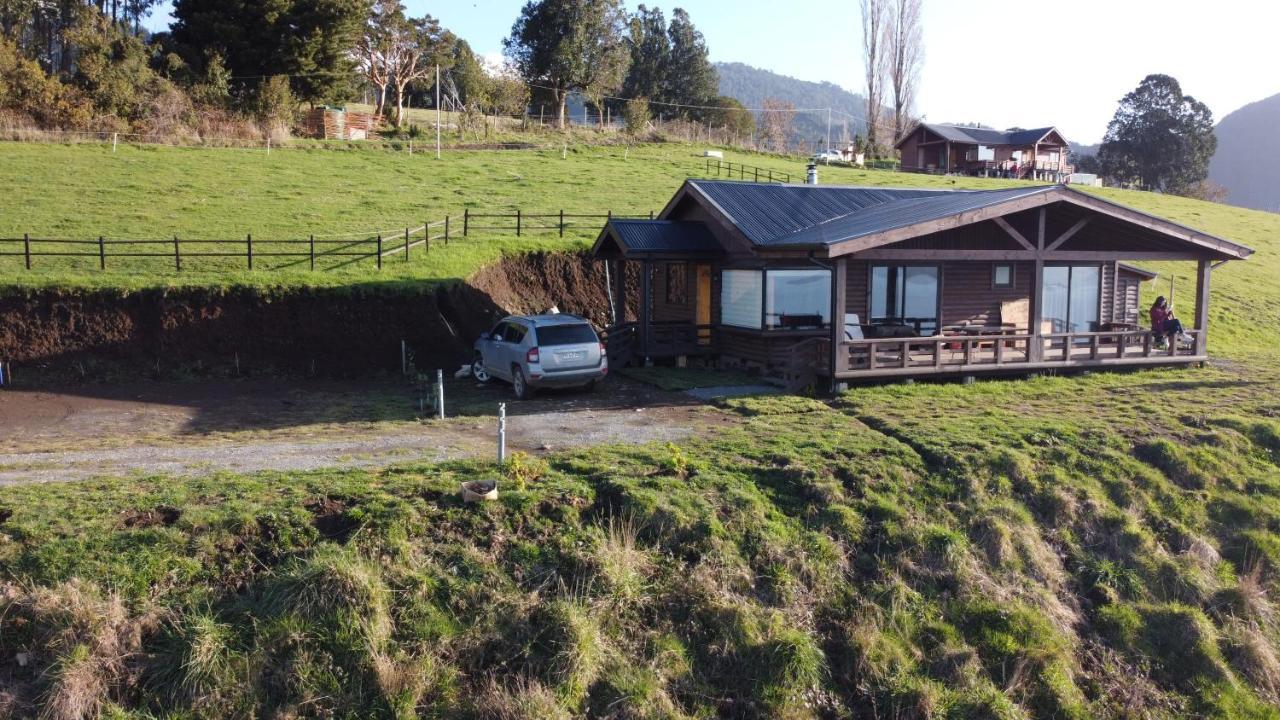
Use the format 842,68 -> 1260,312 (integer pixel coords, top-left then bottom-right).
526,347 -> 540,363
599,342 -> 607,357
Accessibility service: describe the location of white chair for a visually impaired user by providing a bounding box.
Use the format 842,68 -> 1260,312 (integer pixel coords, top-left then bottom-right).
844,314 -> 863,341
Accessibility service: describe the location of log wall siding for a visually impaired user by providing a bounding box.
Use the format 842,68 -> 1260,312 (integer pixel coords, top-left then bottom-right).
845,260 -> 869,321
939,261 -> 1034,328
652,261 -> 695,323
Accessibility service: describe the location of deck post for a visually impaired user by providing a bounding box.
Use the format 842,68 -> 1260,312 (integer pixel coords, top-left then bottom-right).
1026,208 -> 1047,362
829,257 -> 847,391
1193,259 -> 1211,356
640,259 -> 652,364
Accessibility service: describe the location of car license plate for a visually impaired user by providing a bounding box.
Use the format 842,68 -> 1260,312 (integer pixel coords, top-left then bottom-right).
557,351 -> 585,362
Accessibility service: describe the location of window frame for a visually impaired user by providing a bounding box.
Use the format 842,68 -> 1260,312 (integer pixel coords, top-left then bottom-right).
719,268 -> 765,330
764,268 -> 832,330
992,263 -> 1015,290
867,263 -> 942,336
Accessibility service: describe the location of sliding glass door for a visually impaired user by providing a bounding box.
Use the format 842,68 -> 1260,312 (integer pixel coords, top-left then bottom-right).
870,265 -> 940,335
1041,265 -> 1101,334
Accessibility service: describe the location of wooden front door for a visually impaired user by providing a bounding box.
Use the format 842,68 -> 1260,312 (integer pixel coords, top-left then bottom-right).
696,264 -> 712,344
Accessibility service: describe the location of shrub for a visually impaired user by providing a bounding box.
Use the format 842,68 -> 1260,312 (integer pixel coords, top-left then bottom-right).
623,97 -> 651,136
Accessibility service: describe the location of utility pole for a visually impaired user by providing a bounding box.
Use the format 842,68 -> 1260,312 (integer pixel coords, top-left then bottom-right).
435,64 -> 441,159
826,108 -> 832,151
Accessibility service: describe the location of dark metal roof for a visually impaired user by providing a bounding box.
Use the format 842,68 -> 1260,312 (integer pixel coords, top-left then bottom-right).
900,123 -> 1062,147
603,219 -> 723,254
687,180 -> 947,245
764,185 -> 1056,247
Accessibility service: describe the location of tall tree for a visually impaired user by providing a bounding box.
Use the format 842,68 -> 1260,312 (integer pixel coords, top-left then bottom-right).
1098,74 -> 1217,195
170,0 -> 367,106
663,7 -> 716,119
621,4 -> 668,105
504,0 -> 630,129
859,0 -> 887,153
884,0 -> 922,144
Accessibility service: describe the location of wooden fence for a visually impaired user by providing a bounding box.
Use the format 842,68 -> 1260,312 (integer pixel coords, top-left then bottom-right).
704,159 -> 792,183
0,209 -> 654,274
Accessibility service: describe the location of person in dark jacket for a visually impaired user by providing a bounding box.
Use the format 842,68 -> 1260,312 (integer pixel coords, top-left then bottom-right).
1151,296 -> 1193,346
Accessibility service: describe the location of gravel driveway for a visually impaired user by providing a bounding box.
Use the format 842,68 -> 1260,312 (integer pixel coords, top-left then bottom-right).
0,376 -> 733,484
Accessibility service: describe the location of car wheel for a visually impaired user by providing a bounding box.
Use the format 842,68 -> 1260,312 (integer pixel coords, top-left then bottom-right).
512,366 -> 533,400
471,354 -> 490,383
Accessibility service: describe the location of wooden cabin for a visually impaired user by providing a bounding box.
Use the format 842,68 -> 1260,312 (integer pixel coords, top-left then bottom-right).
895,123 -> 1071,181
591,180 -> 1252,389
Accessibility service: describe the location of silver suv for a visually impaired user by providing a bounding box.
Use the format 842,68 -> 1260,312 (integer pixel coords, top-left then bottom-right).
472,314 -> 608,399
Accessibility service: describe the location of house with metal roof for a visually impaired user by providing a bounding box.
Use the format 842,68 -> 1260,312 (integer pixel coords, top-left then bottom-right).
591,178 -> 1252,389
895,122 -> 1071,181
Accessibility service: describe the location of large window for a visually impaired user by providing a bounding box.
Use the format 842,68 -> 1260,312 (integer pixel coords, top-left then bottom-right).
721,269 -> 763,329
1041,265 -> 1100,334
870,265 -> 940,335
765,270 -> 831,329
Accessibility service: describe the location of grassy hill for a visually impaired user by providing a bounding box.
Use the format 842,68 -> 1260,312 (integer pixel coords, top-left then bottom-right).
3,140 -> 1280,718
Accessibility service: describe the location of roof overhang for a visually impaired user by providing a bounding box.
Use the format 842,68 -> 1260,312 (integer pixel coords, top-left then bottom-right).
807,186 -> 1253,261
591,218 -> 724,260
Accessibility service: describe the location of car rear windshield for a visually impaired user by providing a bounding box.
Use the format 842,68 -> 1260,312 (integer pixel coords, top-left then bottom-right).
535,324 -> 597,346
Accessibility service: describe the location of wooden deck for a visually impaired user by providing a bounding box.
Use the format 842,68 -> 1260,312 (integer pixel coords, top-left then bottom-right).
828,329 -> 1204,379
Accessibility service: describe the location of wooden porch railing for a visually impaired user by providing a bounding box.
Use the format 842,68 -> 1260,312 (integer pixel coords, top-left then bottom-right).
833,329 -> 1202,378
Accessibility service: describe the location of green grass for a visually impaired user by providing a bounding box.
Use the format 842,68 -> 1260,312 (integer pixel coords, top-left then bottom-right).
5,365 -> 1280,717
4,140 -> 1280,717
2,139 -> 1277,359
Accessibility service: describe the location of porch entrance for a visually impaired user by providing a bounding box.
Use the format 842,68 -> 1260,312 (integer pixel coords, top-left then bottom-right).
1041,265 -> 1101,334
696,263 -> 712,345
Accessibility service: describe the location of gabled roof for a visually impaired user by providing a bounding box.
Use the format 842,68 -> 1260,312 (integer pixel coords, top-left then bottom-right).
894,122 -> 1064,148
592,219 -> 723,257
681,180 -> 946,245
763,185 -> 1055,247
672,180 -> 1253,260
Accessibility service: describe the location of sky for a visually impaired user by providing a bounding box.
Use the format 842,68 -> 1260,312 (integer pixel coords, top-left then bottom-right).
144,0 -> 1280,144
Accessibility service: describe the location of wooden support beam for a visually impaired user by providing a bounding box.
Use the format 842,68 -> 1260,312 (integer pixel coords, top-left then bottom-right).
830,257 -> 847,389
1194,259 -> 1211,356
1030,256 -> 1045,362
1046,217 -> 1089,251
640,260 -> 652,362
1037,207 -> 1046,250
993,217 -> 1036,252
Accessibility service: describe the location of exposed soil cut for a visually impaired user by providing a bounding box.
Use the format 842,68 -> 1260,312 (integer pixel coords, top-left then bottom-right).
306,496 -> 359,542
0,251 -> 629,381
0,508 -> 11,525
119,505 -> 181,529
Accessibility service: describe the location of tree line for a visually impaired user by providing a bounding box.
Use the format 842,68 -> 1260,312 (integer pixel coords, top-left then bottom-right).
0,0 -> 754,142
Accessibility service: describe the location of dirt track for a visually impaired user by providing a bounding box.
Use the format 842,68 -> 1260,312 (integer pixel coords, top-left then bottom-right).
0,376 -> 731,484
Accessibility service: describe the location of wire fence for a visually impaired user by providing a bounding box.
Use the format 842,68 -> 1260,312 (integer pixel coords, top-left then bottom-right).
1,209 -> 655,275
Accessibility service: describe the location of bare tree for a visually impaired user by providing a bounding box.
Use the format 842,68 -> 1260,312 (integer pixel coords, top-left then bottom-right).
860,0 -> 888,154
355,0 -> 398,118
760,98 -> 795,153
885,0 -> 923,144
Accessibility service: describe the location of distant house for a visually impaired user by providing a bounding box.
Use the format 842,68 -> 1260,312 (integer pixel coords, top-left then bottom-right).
592,179 -> 1251,389
895,123 -> 1071,181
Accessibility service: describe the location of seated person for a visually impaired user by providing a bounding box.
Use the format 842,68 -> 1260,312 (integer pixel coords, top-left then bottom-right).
1150,296 -> 1193,346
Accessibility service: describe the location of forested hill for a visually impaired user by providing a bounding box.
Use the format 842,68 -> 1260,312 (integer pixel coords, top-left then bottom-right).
715,61 -> 867,149
1210,92 -> 1280,213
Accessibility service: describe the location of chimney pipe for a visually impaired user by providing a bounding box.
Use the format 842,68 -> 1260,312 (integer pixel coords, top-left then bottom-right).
806,162 -> 818,185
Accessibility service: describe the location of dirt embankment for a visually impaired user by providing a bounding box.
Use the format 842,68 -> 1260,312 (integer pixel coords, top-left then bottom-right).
0,251 -> 623,379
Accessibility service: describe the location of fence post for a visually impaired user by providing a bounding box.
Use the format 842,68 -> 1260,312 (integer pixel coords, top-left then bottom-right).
376,235 -> 382,270
246,233 -> 253,270
755,167 -> 759,182
463,209 -> 469,237
649,210 -> 654,219
173,235 -> 181,272
444,215 -> 449,242
559,209 -> 565,238
425,222 -> 430,253
404,227 -> 410,261
309,235 -> 315,270
98,236 -> 106,270
23,233 -> 30,270
516,209 -> 521,237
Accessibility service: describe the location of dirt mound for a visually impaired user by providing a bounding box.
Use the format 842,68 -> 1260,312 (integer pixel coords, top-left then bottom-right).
0,251 -> 623,381
119,506 -> 181,529
306,496 -> 358,542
